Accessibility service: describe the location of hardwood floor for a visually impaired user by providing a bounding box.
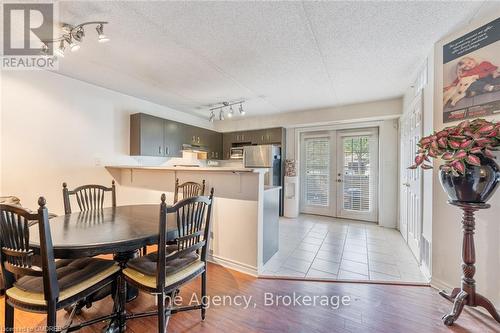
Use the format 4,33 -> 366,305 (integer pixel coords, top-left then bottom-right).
1,263 -> 498,333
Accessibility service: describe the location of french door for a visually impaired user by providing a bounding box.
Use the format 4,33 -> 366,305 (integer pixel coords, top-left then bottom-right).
300,128 -> 379,222
400,93 -> 423,260
300,133 -> 333,216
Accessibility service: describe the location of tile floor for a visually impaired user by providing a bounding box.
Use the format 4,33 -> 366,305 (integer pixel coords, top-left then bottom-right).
261,214 -> 429,283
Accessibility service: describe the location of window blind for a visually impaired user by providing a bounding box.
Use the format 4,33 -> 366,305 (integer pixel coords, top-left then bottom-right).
304,137 -> 330,207
341,136 -> 373,212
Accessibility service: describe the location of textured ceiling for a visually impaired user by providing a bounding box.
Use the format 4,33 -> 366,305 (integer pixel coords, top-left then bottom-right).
51,1 -> 486,119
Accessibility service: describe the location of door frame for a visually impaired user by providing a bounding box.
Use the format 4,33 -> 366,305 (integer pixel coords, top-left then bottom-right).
399,92 -> 424,261
297,123 -> 381,223
299,131 -> 337,216
336,128 -> 379,222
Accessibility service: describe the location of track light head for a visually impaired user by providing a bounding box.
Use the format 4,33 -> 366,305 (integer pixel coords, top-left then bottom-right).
209,111 -> 215,122
239,103 -> 245,115
228,105 -> 234,118
73,27 -> 85,42
219,109 -> 225,121
96,24 -> 110,43
54,40 -> 65,57
40,43 -> 50,57
66,37 -> 80,52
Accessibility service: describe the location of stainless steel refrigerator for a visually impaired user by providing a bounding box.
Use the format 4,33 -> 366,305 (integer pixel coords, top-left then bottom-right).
244,145 -> 283,215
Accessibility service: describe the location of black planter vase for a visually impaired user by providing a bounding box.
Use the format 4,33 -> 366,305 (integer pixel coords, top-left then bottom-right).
439,154 -> 500,204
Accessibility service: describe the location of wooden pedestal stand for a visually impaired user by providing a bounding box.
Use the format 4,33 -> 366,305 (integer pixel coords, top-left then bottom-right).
439,201 -> 500,326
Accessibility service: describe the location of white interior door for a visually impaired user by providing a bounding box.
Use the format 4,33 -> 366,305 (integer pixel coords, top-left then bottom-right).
300,133 -> 335,216
336,129 -> 378,222
399,116 -> 409,243
400,93 -> 423,261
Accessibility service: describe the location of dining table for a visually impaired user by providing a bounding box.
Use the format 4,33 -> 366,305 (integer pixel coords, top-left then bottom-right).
29,204 -> 178,333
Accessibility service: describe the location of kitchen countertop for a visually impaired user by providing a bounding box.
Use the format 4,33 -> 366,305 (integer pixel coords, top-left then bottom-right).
105,165 -> 269,173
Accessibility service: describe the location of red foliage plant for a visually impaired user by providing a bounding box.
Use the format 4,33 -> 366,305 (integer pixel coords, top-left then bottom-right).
409,119 -> 499,176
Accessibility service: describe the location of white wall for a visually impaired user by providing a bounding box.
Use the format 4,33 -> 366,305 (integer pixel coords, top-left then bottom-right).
431,11 -> 500,308
215,98 -> 402,132
216,98 -> 402,228
1,70 -> 213,215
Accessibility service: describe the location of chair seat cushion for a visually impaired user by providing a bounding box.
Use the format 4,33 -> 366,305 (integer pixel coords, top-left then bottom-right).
7,258 -> 119,306
126,246 -> 199,276
14,258 -> 116,293
124,260 -> 204,290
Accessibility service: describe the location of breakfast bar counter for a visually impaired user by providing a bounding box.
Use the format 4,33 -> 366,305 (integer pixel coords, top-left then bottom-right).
105,165 -> 275,276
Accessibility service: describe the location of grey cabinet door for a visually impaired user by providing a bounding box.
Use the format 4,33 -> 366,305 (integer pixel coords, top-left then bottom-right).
222,132 -> 233,159
164,120 -> 184,157
130,113 -> 165,156
207,131 -> 223,159
267,128 -> 283,143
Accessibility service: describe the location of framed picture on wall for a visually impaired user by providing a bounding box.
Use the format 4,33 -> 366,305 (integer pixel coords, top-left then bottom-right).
442,17 -> 500,123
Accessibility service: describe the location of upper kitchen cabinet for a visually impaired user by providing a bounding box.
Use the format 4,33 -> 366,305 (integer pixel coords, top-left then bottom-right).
130,113 -> 223,159
221,127 -> 286,159
130,113 -> 165,156
255,128 -> 284,144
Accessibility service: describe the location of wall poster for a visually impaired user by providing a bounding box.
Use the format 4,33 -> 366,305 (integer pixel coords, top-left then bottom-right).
443,17 -> 500,123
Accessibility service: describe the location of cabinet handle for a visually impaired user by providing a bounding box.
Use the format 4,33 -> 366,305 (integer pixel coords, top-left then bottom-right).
197,136 -> 200,143
159,146 -> 162,155
192,136 -> 196,142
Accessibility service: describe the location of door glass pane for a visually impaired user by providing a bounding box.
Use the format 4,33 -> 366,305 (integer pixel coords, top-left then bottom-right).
304,137 -> 330,207
342,136 -> 371,212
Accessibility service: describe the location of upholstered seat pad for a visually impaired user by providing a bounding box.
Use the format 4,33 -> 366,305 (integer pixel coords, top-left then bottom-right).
124,260 -> 205,290
127,247 -> 199,276
7,261 -> 119,306
15,258 -> 116,293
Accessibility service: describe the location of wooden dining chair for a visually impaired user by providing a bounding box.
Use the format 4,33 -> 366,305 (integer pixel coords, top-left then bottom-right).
173,179 -> 206,203
62,181 -> 116,215
0,198 -> 120,333
123,189 -> 214,332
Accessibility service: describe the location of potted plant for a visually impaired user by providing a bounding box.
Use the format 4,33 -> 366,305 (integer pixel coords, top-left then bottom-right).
409,118 -> 500,203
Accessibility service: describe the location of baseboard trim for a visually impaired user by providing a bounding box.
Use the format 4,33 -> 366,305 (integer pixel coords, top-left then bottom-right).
208,254 -> 258,277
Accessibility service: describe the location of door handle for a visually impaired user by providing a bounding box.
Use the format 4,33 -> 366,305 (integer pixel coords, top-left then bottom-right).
402,183 -> 410,187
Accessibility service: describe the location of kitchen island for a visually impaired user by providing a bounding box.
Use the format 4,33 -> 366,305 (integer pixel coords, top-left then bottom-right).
106,165 -> 280,276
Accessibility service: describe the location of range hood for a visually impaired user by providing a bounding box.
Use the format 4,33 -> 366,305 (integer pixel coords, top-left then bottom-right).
181,143 -> 208,153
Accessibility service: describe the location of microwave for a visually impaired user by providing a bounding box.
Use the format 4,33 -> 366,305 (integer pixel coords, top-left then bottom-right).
230,147 -> 244,159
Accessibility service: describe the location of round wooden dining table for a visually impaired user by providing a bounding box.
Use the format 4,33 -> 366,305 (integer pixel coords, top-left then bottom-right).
29,204 -> 178,333
30,205 -> 177,258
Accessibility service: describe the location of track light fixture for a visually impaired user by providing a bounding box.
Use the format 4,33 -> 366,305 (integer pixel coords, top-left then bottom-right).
41,21 -> 109,58
54,40 -> 66,57
96,24 -> 110,43
208,100 -> 246,121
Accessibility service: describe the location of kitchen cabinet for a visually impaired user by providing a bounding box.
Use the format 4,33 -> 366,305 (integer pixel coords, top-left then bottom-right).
222,133 -> 233,160
221,128 -> 285,159
130,113 -> 166,156
164,120 -> 184,157
131,113 -> 223,159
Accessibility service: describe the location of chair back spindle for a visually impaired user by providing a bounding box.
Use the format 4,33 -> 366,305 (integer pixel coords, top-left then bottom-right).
156,189 -> 214,290
0,198 -> 59,301
63,181 -> 116,214
173,179 -> 205,203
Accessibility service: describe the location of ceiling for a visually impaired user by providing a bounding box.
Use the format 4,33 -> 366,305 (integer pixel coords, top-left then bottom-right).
51,1 -> 486,119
